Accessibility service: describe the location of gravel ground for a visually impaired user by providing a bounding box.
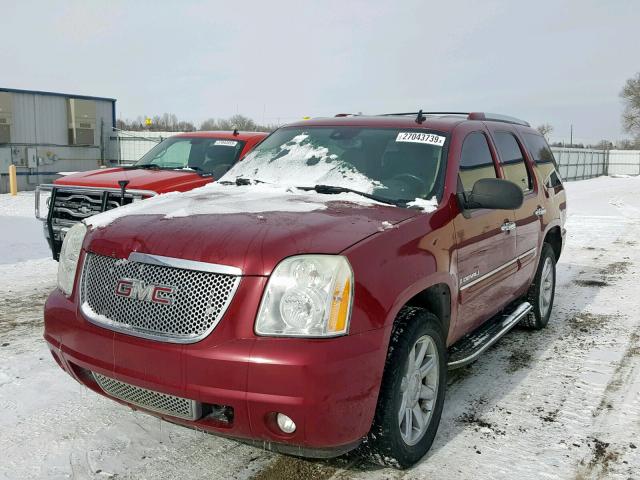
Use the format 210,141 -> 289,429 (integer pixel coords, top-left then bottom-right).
0,176 -> 639,479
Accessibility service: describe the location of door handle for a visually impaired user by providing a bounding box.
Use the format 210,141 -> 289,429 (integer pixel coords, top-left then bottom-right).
534,207 -> 546,217
501,221 -> 516,232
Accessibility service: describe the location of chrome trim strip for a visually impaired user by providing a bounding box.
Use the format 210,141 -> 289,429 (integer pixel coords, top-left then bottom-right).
460,258 -> 517,290
517,247 -> 537,262
460,248 -> 537,291
128,252 -> 243,276
448,302 -> 532,368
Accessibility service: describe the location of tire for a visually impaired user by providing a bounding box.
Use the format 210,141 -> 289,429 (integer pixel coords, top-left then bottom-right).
521,243 -> 556,329
366,307 -> 447,469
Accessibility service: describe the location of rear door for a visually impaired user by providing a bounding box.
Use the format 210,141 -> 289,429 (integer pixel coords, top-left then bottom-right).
489,129 -> 540,285
453,130 -> 518,333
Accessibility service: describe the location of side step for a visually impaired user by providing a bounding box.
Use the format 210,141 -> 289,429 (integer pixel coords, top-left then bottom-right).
447,302 -> 532,369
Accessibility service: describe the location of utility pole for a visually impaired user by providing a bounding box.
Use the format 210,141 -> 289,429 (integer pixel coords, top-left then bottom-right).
570,124 -> 573,147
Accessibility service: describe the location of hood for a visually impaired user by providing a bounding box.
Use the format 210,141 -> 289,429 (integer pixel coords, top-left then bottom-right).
85,184 -> 428,275
54,167 -> 210,193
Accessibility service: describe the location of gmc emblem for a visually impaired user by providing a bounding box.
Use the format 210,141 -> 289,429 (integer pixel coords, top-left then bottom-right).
115,278 -> 176,305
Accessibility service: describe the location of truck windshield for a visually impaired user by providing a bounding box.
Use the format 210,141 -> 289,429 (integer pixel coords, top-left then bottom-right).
135,137 -> 245,177
222,126 -> 447,204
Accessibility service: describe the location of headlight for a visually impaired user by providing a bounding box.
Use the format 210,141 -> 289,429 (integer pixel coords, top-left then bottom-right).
57,223 -> 87,296
255,255 -> 353,337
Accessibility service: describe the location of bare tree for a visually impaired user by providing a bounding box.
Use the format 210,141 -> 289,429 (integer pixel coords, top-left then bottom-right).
199,114 -> 278,132
536,124 -> 554,141
621,72 -> 640,139
200,118 -> 219,131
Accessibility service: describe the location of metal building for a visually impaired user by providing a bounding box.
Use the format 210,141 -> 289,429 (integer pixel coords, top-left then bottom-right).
0,87 -> 116,193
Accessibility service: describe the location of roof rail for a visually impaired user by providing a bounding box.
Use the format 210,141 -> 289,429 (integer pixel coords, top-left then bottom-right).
379,111 -> 469,117
468,112 -> 530,127
378,111 -> 530,127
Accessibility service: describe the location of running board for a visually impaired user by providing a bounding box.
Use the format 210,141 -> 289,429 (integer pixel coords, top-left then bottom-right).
447,302 -> 532,369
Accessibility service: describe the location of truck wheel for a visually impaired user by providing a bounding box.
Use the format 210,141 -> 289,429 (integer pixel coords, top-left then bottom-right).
521,243 -> 556,329
366,307 -> 447,469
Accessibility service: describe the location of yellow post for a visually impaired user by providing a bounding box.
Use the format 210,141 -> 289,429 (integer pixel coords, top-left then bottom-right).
9,164 -> 17,196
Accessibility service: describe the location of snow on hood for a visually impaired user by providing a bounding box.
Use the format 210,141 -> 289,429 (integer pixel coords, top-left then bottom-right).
85,182 -> 390,229
407,197 -> 438,211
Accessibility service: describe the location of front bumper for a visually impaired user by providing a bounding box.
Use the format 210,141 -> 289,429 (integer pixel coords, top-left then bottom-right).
44,287 -> 390,455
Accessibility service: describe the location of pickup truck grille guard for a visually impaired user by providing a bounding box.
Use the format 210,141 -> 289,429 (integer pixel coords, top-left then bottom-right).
35,184 -> 156,261
80,252 -> 242,343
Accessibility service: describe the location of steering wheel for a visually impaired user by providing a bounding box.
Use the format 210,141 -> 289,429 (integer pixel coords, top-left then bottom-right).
389,173 -> 428,198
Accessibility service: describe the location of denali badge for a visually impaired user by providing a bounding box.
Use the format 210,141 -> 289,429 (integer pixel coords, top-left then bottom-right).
115,278 -> 176,305
460,269 -> 480,286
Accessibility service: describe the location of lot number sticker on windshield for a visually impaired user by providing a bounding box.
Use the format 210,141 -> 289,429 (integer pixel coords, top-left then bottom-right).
396,132 -> 445,146
214,140 -> 238,147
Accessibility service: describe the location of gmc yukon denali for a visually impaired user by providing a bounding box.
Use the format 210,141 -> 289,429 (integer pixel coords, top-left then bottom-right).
35,130 -> 267,259
44,112 -> 566,468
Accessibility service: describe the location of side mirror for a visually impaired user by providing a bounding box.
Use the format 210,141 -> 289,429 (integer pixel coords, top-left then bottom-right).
465,178 -> 523,210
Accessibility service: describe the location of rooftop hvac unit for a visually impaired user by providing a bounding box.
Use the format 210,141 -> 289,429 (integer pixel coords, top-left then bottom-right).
67,98 -> 96,145
0,92 -> 12,144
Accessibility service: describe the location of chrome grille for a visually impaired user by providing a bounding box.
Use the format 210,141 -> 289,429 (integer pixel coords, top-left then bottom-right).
80,253 -> 240,343
53,189 -> 130,221
93,372 -> 201,420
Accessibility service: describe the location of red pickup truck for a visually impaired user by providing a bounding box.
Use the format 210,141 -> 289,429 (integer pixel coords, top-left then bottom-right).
44,112 -> 566,468
35,130 -> 267,259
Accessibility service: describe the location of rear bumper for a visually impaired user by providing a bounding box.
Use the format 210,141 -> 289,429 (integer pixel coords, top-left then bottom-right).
44,288 -> 390,454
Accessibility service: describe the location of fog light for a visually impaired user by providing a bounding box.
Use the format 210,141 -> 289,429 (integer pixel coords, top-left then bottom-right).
276,413 -> 296,434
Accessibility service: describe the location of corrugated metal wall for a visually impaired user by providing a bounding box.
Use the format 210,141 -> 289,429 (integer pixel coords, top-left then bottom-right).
0,90 -> 115,193
9,92 -> 112,146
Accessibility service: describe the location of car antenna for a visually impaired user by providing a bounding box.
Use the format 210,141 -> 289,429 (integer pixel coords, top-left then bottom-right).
415,109 -> 426,124
118,180 -> 130,206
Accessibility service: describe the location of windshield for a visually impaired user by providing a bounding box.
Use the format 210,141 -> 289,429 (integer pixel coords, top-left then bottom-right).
135,137 -> 245,176
221,127 -> 447,204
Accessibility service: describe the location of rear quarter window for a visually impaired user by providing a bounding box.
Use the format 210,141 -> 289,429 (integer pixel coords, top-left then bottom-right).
493,132 -> 533,192
522,133 -> 562,187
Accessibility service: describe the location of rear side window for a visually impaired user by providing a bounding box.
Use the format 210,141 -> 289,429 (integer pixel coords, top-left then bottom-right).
493,132 -> 532,192
458,132 -> 497,192
523,133 -> 562,187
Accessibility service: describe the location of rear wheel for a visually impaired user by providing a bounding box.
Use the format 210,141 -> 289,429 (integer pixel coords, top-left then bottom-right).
521,243 -> 556,329
366,307 -> 447,468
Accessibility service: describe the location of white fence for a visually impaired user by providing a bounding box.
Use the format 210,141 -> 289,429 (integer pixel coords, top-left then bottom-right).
550,148 -> 607,181
107,130 -> 185,164
607,150 -> 640,176
550,148 -> 640,181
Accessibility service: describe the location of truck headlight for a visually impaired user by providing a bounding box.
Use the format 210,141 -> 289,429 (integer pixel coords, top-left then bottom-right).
255,255 -> 353,337
57,223 -> 87,296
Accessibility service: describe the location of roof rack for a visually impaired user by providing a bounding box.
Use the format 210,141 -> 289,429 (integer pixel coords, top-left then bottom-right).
378,111 -> 530,127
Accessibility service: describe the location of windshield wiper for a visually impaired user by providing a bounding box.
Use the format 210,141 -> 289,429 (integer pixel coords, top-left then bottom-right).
219,177 -> 265,186
125,163 -> 162,170
299,185 -> 407,207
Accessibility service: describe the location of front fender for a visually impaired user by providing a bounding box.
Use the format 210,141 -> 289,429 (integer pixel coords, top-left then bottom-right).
343,212 -> 457,339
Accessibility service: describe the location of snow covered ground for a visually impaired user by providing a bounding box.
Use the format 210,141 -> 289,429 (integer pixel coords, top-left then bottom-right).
0,177 -> 639,479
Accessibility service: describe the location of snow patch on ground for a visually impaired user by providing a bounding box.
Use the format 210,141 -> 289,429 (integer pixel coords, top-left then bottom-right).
0,192 -> 52,264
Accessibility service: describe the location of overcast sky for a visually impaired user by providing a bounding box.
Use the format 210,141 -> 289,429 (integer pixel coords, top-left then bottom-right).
3,0 -> 639,143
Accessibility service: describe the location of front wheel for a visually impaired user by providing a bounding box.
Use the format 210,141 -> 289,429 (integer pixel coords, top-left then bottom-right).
521,243 -> 556,329
366,308 -> 447,468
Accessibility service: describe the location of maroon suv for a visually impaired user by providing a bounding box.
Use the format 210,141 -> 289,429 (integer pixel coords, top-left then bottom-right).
44,111 -> 566,468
